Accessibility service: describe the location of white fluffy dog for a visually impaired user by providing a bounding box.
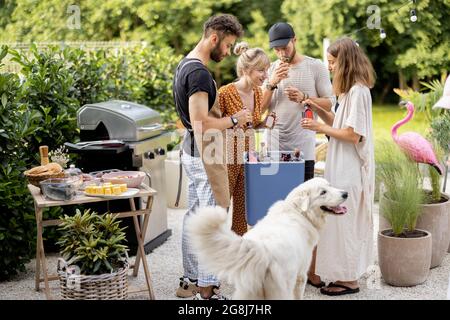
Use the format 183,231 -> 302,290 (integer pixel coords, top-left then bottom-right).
186,177 -> 348,300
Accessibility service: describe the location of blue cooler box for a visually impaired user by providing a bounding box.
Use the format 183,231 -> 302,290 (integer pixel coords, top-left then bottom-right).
244,152 -> 305,225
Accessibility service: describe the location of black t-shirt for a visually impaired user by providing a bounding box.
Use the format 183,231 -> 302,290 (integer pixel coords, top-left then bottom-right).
173,58 -> 216,156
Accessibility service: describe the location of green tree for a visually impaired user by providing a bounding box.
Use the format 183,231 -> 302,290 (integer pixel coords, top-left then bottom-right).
282,0 -> 450,102
0,0 -> 286,87
0,0 -> 239,46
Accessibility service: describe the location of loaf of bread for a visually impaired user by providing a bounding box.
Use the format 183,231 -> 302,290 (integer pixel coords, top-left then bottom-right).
24,162 -> 63,176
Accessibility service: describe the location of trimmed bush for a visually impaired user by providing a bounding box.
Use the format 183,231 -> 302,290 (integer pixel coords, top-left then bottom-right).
0,43 -> 180,280
0,46 -> 40,280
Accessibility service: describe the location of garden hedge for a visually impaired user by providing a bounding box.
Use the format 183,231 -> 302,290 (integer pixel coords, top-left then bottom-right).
0,43 -> 180,280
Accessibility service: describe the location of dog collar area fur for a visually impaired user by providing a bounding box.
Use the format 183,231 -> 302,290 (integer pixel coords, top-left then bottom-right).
285,201 -> 323,231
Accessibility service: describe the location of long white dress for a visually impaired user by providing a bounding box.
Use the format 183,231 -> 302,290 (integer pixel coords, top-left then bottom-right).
316,84 -> 375,281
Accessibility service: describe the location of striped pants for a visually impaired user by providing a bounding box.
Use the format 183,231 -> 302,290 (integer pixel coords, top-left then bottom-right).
180,152 -> 219,287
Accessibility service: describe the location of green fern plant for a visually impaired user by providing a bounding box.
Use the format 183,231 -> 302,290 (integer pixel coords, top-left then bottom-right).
57,209 -> 128,275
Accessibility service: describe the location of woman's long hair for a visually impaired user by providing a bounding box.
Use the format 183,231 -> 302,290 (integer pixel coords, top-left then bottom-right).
327,38 -> 375,95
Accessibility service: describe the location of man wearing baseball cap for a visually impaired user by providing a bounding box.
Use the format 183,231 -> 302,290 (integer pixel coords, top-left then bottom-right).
268,22 -> 296,48
261,22 -> 336,289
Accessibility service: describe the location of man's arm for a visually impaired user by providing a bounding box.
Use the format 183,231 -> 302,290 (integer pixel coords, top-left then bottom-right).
261,61 -> 289,112
189,92 -> 251,133
309,96 -> 332,111
313,60 -> 335,112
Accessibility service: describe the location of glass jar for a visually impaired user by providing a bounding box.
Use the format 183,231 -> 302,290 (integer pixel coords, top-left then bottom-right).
64,164 -> 83,189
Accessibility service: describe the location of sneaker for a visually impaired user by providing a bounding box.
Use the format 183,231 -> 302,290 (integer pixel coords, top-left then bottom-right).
193,286 -> 228,300
176,277 -> 199,298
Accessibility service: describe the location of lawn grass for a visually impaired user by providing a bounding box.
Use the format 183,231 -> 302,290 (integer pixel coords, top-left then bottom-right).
372,103 -> 430,145
256,103 -> 430,147
314,103 -> 430,146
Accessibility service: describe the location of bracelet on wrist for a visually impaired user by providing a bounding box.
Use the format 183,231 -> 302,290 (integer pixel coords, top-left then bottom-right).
300,92 -> 309,103
299,92 -> 305,103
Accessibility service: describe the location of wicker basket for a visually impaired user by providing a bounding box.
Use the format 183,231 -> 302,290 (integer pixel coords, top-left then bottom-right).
57,259 -> 129,300
26,171 -> 65,187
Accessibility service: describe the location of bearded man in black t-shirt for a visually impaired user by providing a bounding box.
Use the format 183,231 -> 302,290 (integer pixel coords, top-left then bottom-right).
172,14 -> 250,300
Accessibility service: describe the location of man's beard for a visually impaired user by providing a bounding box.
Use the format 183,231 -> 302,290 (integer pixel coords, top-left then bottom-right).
210,41 -> 223,62
284,46 -> 296,63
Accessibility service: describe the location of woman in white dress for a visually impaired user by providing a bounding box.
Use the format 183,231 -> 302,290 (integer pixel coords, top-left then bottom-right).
301,37 -> 375,296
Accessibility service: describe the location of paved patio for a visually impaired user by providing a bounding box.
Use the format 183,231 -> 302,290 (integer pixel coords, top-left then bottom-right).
1,201 -> 449,300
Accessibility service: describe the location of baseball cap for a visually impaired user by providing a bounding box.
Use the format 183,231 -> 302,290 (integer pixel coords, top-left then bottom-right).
433,75 -> 450,109
269,22 -> 295,48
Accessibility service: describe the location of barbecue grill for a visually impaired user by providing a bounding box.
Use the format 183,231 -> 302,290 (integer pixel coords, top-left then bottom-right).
65,100 -> 172,254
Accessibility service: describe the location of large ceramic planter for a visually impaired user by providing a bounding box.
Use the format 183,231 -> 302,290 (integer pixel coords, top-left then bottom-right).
416,193 -> 450,267
379,193 -> 450,268
378,229 -> 431,286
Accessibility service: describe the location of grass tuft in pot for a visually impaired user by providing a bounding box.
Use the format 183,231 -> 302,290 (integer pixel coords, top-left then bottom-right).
376,140 -> 424,237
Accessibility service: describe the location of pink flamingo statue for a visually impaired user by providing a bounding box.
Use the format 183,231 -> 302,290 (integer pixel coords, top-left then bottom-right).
391,101 -> 443,175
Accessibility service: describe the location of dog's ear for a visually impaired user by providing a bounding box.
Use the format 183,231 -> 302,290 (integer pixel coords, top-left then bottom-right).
298,191 -> 310,212
289,190 -> 310,212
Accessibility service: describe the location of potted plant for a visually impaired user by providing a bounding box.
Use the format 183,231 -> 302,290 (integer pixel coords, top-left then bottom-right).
57,209 -> 129,300
430,110 -> 450,253
394,84 -> 450,268
376,141 -> 432,286
416,139 -> 450,265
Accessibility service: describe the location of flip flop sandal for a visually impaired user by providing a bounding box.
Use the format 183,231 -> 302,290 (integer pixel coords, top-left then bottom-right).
307,279 -> 326,288
320,282 -> 360,296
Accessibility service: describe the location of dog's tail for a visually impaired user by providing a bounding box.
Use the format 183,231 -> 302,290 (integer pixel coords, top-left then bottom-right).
186,206 -> 269,291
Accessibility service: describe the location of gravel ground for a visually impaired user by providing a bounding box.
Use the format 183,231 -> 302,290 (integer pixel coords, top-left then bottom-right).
1,203 -> 449,300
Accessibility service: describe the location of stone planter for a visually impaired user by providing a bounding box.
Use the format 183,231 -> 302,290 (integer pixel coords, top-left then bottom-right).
416,193 -> 450,267
378,229 -> 431,287
379,193 -> 450,268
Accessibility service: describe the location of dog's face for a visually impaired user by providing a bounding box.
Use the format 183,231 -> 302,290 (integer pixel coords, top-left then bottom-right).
285,177 -> 348,228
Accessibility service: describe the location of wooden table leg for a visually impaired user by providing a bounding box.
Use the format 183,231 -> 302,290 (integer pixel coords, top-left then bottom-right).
140,196 -> 153,247
130,196 -> 153,277
40,237 -> 52,300
128,198 -> 139,274
34,206 -> 42,291
132,214 -> 155,299
35,207 -> 52,299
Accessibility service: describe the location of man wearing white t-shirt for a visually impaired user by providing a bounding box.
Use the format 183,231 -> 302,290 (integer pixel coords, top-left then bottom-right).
261,22 -> 336,288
